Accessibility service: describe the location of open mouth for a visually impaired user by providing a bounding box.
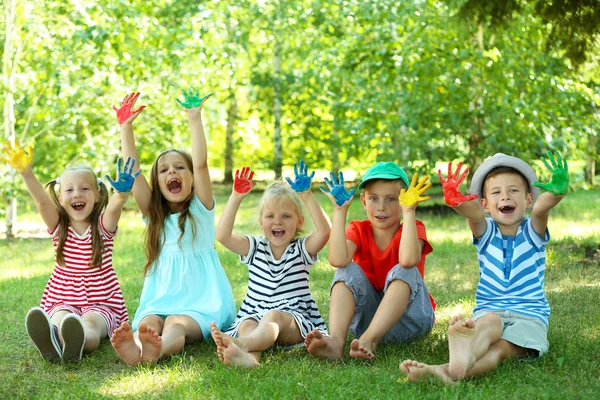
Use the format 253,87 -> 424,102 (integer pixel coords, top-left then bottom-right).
272,229 -> 285,237
499,205 -> 515,214
167,178 -> 182,194
71,202 -> 86,211
375,215 -> 388,220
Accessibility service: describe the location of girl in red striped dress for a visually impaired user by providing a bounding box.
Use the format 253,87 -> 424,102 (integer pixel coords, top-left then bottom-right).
2,140 -> 138,363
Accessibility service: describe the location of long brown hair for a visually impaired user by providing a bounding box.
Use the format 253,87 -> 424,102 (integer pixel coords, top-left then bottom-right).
45,166 -> 109,268
143,149 -> 197,275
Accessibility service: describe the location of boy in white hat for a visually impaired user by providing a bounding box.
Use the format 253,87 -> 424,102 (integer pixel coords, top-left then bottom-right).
400,152 -> 569,384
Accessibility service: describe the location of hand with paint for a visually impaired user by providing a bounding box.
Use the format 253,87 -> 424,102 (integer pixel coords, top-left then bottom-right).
320,171 -> 355,207
285,160 -> 315,193
438,162 -> 478,207
233,167 -> 256,195
113,92 -> 146,125
2,139 -> 34,173
400,173 -> 431,208
533,151 -> 569,196
105,157 -> 141,193
176,89 -> 212,109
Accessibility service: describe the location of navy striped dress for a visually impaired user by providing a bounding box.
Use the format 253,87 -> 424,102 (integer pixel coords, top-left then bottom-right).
224,236 -> 328,338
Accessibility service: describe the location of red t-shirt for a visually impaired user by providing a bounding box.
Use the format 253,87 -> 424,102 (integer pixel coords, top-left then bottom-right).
346,219 -> 436,310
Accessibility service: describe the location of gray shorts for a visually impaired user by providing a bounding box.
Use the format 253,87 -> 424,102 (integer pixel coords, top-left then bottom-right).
331,262 -> 434,343
473,310 -> 549,357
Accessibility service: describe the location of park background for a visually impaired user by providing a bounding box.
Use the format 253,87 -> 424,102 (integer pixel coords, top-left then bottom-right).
1,0 -> 599,398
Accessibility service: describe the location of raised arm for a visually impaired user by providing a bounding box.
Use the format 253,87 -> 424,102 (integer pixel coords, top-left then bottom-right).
286,161 -> 331,256
531,151 -> 569,236
178,89 -> 214,210
114,92 -> 151,216
215,167 -> 255,257
320,171 -> 357,267
398,173 -> 431,267
103,157 -> 141,233
438,161 -> 486,238
2,140 -> 58,230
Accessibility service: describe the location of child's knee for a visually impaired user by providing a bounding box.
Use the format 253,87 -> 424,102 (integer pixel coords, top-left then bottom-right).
262,310 -> 289,325
478,312 -> 502,327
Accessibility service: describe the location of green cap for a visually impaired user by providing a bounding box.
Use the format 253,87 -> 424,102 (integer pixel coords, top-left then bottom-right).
358,162 -> 410,190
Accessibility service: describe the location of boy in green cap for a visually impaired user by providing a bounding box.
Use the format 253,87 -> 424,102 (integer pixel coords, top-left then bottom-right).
305,162 -> 435,360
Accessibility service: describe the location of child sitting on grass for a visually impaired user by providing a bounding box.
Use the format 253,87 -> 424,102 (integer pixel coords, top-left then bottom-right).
110,90 -> 236,366
3,140 -> 135,363
401,151 -> 568,383
305,162 -> 436,360
210,162 -> 330,368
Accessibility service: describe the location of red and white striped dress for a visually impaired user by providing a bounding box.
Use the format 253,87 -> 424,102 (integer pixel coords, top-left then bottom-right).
39,215 -> 128,337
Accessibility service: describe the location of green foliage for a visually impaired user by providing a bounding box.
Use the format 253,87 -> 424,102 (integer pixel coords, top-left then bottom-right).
1,0 -> 598,201
446,0 -> 600,67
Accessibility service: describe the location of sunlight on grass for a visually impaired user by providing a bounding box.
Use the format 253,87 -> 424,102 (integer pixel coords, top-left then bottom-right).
98,366 -> 197,397
0,266 -> 51,281
427,230 -> 472,245
434,300 -> 476,322
546,280 -> 600,293
548,222 -> 599,241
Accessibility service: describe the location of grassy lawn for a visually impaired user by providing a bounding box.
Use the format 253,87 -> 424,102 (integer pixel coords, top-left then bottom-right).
0,187 -> 599,399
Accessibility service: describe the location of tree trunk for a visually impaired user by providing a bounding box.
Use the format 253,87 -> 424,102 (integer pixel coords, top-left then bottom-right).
4,0 -> 17,240
273,37 -> 283,179
332,116 -> 340,175
467,23 -> 486,182
223,96 -> 238,184
585,131 -> 597,185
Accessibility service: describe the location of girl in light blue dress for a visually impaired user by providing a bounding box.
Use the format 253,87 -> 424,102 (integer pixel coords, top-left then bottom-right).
109,91 -> 235,366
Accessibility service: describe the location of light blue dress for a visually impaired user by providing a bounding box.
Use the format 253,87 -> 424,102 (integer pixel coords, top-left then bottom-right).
131,196 -> 236,340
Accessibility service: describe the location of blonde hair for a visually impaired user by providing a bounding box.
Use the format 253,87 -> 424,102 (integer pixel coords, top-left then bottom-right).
45,166 -> 108,268
143,149 -> 197,276
259,181 -> 305,239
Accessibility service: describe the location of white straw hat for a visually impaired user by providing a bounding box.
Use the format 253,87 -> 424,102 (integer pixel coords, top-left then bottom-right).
470,153 -> 540,203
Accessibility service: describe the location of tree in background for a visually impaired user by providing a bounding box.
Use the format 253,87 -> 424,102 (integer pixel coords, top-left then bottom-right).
2,0 -> 599,237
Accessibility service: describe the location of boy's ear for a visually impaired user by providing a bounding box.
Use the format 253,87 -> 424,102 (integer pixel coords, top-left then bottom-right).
297,215 -> 304,229
360,192 -> 367,208
480,197 -> 489,213
526,192 -> 534,209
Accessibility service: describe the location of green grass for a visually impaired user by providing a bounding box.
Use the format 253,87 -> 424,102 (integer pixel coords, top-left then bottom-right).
1,188 -> 599,399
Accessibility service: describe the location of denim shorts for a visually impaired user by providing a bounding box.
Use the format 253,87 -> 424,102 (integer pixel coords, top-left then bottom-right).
331,262 -> 434,343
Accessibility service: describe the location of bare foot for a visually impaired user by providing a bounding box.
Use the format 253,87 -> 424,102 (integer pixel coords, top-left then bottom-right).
221,336 -> 260,368
399,360 -> 456,385
305,329 -> 344,360
139,323 -> 162,365
210,322 -> 225,362
447,315 -> 476,380
110,322 -> 141,367
349,338 -> 375,360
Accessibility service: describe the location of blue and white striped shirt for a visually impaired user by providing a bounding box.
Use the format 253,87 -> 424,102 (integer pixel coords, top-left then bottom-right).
473,217 -> 550,326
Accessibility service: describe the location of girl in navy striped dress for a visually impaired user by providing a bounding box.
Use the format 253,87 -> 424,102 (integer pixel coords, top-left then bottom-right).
3,140 -> 137,363
210,162 -> 331,368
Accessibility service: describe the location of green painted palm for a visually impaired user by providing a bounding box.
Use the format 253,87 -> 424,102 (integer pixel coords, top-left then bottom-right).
533,151 -> 569,196
176,89 -> 213,109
